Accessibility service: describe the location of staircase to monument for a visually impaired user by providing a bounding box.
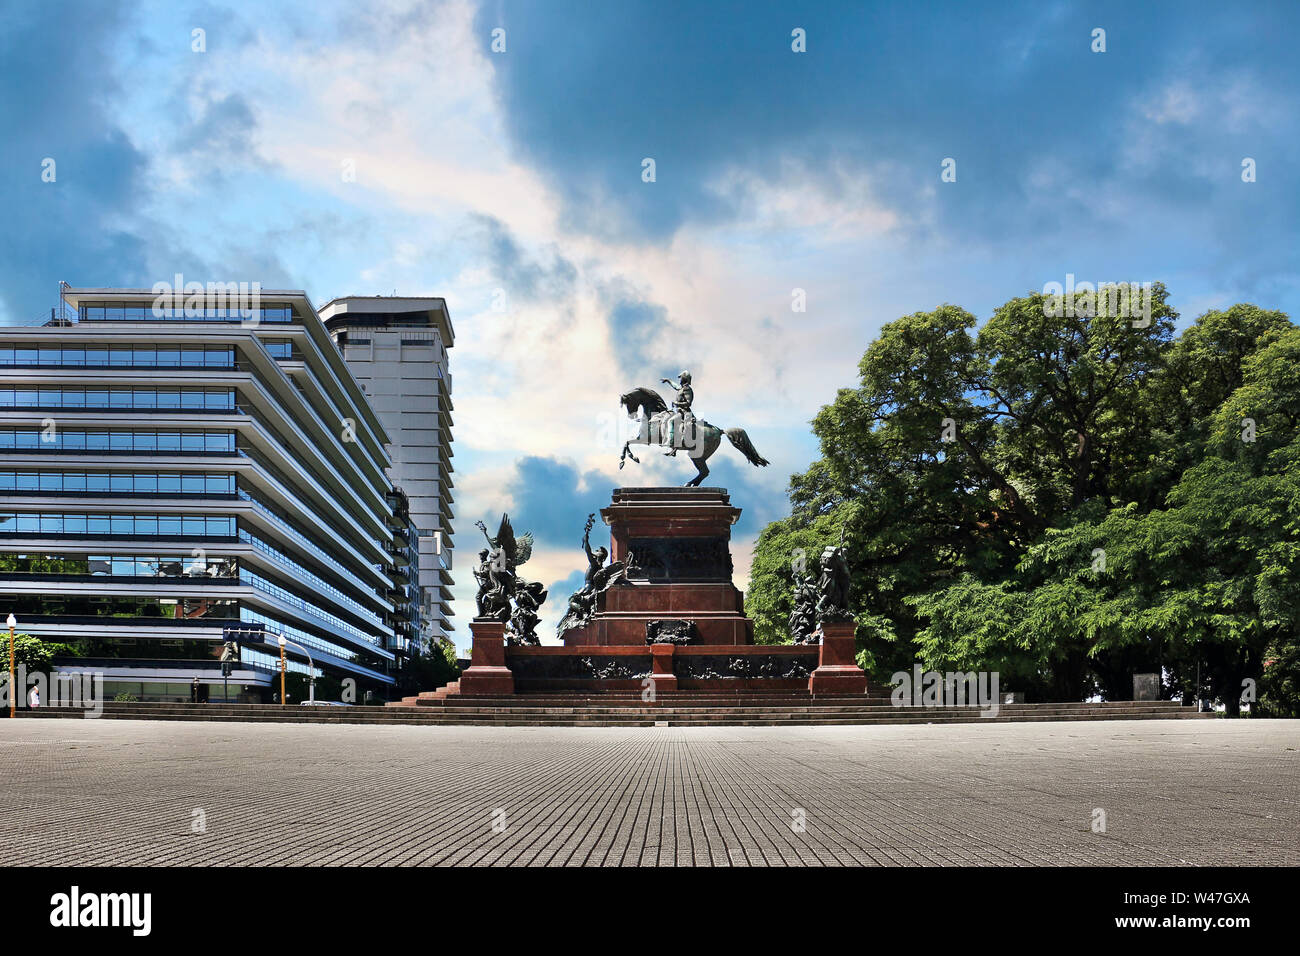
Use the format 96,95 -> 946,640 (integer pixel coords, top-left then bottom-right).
19,694 -> 1213,727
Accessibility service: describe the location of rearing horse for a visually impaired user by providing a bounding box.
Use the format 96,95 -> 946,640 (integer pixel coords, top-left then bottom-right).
619,386 -> 769,487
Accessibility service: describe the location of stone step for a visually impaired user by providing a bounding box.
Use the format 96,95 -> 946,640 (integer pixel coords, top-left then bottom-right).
18,713 -> 1210,729
389,702 -> 1189,714
427,700 -> 1186,712
17,702 -> 1209,727
495,696 -> 906,703
19,698 -> 1193,716
22,699 -> 1190,718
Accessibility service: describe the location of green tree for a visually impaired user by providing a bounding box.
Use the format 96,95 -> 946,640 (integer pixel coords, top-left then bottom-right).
1,633 -> 76,694
750,290 -> 1299,712
396,637 -> 461,695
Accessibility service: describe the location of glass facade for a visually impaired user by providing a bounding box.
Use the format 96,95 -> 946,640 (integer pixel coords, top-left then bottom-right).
0,512 -> 237,537
0,345 -> 235,368
238,527 -> 385,630
0,472 -> 235,495
236,486 -> 382,598
78,304 -> 295,323
3,592 -> 239,620
1,291 -> 415,700
0,553 -> 235,577
0,386 -> 235,410
0,428 -> 236,453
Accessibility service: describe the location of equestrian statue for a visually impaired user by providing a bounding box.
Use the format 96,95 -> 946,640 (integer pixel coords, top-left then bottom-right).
618,369 -> 769,487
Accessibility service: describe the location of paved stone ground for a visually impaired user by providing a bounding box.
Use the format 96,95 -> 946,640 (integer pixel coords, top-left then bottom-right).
1,718 -> 1296,866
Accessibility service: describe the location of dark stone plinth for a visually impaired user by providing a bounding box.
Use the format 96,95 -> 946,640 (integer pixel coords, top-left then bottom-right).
459,620 -> 515,695
808,621 -> 867,695
490,644 -> 832,694
507,650 -> 652,681
605,488 -> 741,567
1133,673 -> 1160,701
674,652 -> 816,680
646,619 -> 697,644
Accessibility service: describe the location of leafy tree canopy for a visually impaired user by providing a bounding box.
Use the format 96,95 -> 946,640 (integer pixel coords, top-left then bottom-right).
750,289 -> 1298,712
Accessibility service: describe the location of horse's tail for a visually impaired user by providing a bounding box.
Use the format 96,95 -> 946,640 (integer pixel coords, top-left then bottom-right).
724,428 -> 769,467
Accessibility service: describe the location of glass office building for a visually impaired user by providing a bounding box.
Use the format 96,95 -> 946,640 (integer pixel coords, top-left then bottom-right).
0,288 -> 421,701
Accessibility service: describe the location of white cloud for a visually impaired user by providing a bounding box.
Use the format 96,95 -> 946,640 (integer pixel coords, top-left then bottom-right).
112,0 -> 932,641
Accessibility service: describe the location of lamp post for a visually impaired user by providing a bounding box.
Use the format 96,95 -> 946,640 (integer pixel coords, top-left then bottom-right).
6,614 -> 15,719
276,635 -> 316,705
220,641 -> 235,704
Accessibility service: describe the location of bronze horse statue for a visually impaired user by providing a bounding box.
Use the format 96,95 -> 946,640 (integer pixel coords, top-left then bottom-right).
618,386 -> 769,487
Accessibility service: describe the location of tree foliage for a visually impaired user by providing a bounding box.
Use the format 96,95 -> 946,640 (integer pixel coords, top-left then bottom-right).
0,632 -> 76,691
396,637 -> 462,696
750,290 -> 1299,710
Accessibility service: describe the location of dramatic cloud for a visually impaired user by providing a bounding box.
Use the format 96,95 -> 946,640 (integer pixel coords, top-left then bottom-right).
4,0 -> 1299,649
0,1 -> 153,321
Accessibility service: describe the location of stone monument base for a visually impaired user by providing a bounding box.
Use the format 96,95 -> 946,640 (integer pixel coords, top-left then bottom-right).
458,620 -> 516,696
456,487 -> 870,698
560,487 -> 755,646
807,621 -> 868,695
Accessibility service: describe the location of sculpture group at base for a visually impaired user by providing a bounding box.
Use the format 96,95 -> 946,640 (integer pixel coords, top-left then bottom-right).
556,513 -> 627,635
471,513 -> 854,651
789,530 -> 853,645
472,513 -> 547,646
463,486 -> 867,696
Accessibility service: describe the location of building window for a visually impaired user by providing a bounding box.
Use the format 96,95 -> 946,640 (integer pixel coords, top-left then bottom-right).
0,345 -> 235,368
0,429 -> 236,453
0,511 -> 236,537
0,387 -> 235,411
78,304 -> 294,323
0,471 -> 235,495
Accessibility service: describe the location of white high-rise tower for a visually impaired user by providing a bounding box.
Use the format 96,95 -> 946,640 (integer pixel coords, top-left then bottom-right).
322,297 -> 455,649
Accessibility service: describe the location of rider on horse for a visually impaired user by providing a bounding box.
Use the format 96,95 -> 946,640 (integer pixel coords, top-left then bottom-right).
661,370 -> 694,456
618,369 -> 768,487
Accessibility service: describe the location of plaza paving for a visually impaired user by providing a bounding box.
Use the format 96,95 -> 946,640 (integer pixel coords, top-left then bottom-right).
0,717 -> 1296,866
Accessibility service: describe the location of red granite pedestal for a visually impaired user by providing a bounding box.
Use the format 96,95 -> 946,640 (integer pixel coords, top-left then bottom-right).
561,487 -> 754,647
807,621 -> 868,695
458,620 -> 515,695
649,643 -> 678,694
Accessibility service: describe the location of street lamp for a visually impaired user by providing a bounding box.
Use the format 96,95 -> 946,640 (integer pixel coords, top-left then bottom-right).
275,634 -> 316,705
277,635 -> 286,706
6,614 -> 15,719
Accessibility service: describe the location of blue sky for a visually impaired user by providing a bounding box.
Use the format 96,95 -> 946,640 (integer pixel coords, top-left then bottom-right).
3,0 -> 1298,647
